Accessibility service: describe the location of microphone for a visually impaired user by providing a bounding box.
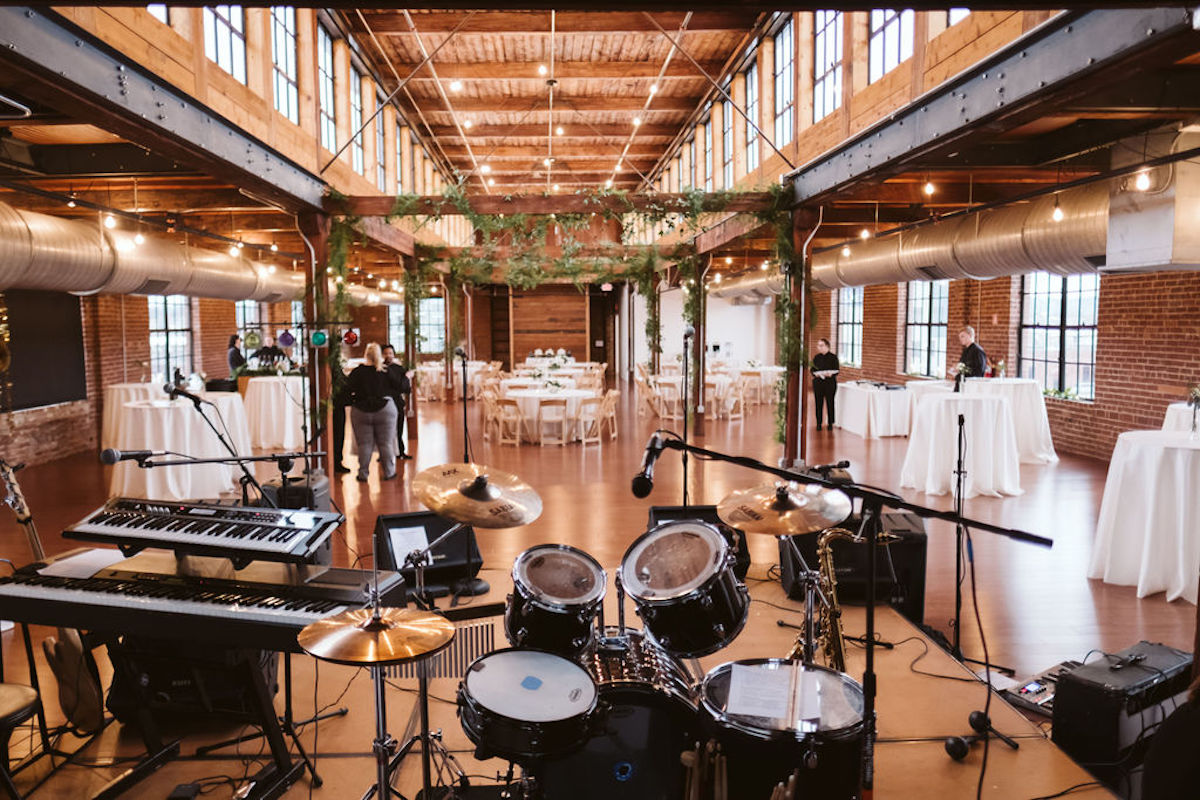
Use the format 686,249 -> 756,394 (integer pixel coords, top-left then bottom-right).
454,346 -> 466,359
811,460 -> 850,473
944,711 -> 1019,760
683,324 -> 695,339
631,433 -> 666,498
100,448 -> 161,465
163,383 -> 205,407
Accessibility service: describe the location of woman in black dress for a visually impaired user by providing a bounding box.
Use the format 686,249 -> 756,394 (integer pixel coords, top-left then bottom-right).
346,343 -> 402,482
227,334 -> 246,377
811,338 -> 840,431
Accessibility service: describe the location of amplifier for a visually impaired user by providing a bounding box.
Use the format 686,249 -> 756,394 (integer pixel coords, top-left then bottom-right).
1052,641 -> 1192,775
780,510 -> 926,625
648,505 -> 750,580
374,511 -> 482,595
260,470 -> 331,512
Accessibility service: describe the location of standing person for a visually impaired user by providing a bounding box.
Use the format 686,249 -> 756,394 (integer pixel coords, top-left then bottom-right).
958,326 -> 988,378
382,344 -> 413,460
811,338 -> 840,431
227,334 -> 246,377
346,343 -> 400,482
331,380 -> 351,474
254,335 -> 287,367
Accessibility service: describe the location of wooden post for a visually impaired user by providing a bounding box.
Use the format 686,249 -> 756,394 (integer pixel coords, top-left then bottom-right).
298,211 -> 330,473
784,209 -> 812,466
404,257 -> 419,442
650,275 -> 662,375
693,264 -> 708,438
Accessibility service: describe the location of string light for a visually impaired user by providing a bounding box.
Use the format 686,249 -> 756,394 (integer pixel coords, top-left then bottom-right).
480,164 -> 491,174
103,213 -> 116,229
859,228 -> 870,240
841,245 -> 851,257
228,245 -> 239,257
632,117 -> 642,127
1134,170 -> 1151,191
487,177 -> 495,186
713,273 -> 722,284
1051,196 -> 1064,222
448,80 -> 463,92
134,232 -> 145,245
463,119 -> 473,129
649,84 -> 658,95
555,126 -> 564,136
537,64 -> 548,76
552,184 -> 559,191
270,242 -> 279,252
761,261 -> 770,271
66,196 -> 76,208
725,256 -> 732,265
923,181 -> 936,196
604,178 -> 613,188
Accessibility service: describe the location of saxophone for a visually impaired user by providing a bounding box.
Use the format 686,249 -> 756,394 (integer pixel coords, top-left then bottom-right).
788,527 -> 857,673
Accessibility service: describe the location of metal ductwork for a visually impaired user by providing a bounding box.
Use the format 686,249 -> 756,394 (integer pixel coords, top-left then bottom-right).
709,269 -> 785,304
0,199 -> 402,305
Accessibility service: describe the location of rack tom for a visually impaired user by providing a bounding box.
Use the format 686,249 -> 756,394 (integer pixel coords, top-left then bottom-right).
505,544 -> 606,656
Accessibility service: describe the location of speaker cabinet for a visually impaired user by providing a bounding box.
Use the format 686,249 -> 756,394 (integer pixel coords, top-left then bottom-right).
374,511 -> 482,593
779,511 -> 927,625
260,470 -> 331,512
647,505 -> 751,580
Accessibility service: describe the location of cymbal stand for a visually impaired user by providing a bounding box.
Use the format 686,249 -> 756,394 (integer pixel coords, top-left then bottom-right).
778,534 -> 832,665
403,522 -> 466,610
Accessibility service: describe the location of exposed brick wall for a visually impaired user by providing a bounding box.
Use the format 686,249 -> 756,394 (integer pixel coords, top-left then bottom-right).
813,271 -> 1200,461
196,297 -> 236,379
349,304 -> 389,356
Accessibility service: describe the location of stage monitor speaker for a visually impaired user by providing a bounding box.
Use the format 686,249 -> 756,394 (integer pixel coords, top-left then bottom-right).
374,511 -> 482,596
648,505 -> 750,580
779,510 -> 926,625
260,471 -> 331,512
1052,640 -> 1192,789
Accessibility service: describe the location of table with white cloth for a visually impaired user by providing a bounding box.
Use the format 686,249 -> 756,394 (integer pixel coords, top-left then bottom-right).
450,361 -> 487,399
900,393 -> 1022,498
904,379 -> 953,431
108,399 -> 249,501
499,377 -> 577,394
505,388 -> 593,442
1088,430 -> 1200,603
653,374 -> 734,413
737,366 -> 786,400
962,378 -> 1058,464
201,391 -> 254,458
835,382 -> 911,438
243,376 -> 308,450
514,367 -> 589,381
101,383 -> 162,449
522,356 -> 576,369
1162,402 -> 1195,433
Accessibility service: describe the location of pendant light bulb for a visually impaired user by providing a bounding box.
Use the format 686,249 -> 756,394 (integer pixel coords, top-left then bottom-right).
1051,200 -> 1064,222
841,245 -> 851,257
103,213 -> 116,229
1134,170 -> 1151,192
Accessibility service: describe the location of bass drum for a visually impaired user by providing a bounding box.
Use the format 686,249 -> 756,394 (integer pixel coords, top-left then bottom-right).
699,659 -> 864,800
538,628 -> 697,799
505,544 -> 606,656
457,648 -> 598,764
620,520 -> 749,657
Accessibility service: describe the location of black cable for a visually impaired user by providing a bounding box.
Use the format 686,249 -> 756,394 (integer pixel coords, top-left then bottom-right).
894,635 -> 980,684
1027,781 -> 1103,800
964,524 -> 992,800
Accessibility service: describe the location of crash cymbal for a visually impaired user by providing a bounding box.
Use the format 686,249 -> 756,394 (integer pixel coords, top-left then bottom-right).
413,462 -> 542,528
717,482 -> 852,537
298,607 -> 455,666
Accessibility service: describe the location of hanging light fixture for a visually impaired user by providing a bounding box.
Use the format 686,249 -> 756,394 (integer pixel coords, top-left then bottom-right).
270,242 -> 279,252
859,228 -> 870,240
923,180 -> 936,196
841,244 -> 851,257
555,126 -> 564,136
1134,170 -> 1151,191
1051,196 -> 1064,222
228,244 -> 240,257
103,213 -> 117,229
449,80 -> 463,92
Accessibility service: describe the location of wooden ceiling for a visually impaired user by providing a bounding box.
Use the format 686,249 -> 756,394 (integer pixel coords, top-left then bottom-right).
344,9 -> 762,193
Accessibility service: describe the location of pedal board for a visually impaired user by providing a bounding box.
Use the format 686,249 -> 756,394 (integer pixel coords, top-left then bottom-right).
1000,659 -> 1082,717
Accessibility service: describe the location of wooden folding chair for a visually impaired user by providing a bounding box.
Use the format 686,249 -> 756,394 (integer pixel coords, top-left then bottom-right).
497,398 -> 525,445
577,396 -> 603,445
536,398 -> 570,446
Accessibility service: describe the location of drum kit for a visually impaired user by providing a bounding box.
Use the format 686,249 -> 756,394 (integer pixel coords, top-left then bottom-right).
298,462 -> 866,800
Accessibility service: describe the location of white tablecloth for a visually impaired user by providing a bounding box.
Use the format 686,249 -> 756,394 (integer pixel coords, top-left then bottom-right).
1088,430 -> 1200,603
654,374 -> 734,413
835,383 -> 910,439
202,391 -> 254,459
101,383 -> 161,449
1163,402 -> 1195,433
244,376 -> 308,450
514,367 -> 589,380
522,356 -> 576,369
452,361 -> 487,398
904,379 -> 953,431
963,378 -> 1058,464
900,394 -> 1022,498
505,388 -> 593,442
736,366 -> 786,399
108,399 -> 243,501
500,377 -> 577,394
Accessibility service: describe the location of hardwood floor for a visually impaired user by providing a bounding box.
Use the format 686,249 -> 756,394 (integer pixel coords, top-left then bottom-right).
0,380 -> 1192,797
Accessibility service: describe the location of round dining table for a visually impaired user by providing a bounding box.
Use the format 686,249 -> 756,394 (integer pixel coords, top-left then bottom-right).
1088,430 -> 1200,603
101,382 -> 163,449
835,382 -> 910,439
505,388 -> 593,442
900,393 -> 1022,498
1162,402 -> 1195,433
244,376 -> 309,450
500,377 -> 577,394
963,378 -> 1058,464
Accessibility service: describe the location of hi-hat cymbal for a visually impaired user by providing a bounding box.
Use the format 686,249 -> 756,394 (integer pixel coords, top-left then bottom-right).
298,607 -> 455,666
413,462 -> 542,528
717,482 -> 852,537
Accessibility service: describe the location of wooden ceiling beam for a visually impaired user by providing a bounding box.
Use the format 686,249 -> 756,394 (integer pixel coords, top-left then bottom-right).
443,146 -> 661,160
355,11 -> 755,34
423,95 -> 695,113
397,60 -> 723,81
333,191 -> 775,217
431,123 -> 675,138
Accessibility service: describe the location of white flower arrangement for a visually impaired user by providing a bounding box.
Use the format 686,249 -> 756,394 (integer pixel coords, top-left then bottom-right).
1188,385 -> 1200,408
952,362 -> 968,376
746,358 -> 762,368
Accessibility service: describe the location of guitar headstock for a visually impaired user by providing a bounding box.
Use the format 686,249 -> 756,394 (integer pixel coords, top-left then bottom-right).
0,459 -> 30,520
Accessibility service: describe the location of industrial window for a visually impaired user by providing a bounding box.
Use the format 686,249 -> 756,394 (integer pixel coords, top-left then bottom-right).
376,92 -> 387,191
703,117 -> 714,192
687,138 -> 696,189
396,124 -> 405,194
948,8 -> 971,26
317,25 -> 336,152
868,9 -> 914,84
745,62 -> 759,171
418,296 -> 445,355
813,10 -> 843,122
721,95 -> 734,188
1019,273 -> 1099,400
904,279 -> 949,377
271,6 -> 299,125
147,4 -> 169,24
203,6 -> 247,84
388,305 -> 406,358
234,300 -> 261,358
350,69 -> 365,175
148,295 -> 193,382
837,287 -> 863,367
289,300 -> 307,366
773,17 -> 794,146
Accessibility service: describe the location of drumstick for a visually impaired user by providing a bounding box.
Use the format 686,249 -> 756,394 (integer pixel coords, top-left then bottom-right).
785,769 -> 799,800
717,752 -> 727,800
770,783 -> 784,800
681,748 -> 695,800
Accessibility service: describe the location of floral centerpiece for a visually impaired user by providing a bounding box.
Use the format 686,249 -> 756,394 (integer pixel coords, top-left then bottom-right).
746,358 -> 762,369
548,360 -> 563,370
1188,384 -> 1200,436
992,359 -> 1006,378
556,348 -> 566,357
534,348 -> 544,356
545,378 -> 564,392
531,369 -> 545,380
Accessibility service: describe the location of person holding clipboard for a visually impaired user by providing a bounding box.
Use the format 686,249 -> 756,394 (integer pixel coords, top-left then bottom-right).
811,337 -> 840,431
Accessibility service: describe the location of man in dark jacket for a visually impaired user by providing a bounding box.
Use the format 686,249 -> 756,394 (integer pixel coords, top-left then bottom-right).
382,344 -> 413,459
958,326 -> 988,377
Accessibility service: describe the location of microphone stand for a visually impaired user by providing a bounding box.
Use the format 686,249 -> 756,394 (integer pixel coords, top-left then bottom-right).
451,352 -> 489,600
169,392 -> 276,508
459,350 -> 470,463
681,332 -> 691,507
640,434 -> 1052,800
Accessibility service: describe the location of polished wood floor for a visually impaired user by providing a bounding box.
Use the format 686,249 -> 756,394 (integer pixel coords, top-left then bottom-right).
1,381 -> 1191,797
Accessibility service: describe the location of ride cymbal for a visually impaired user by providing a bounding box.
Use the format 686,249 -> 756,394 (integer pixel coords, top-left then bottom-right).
413,462 -> 542,528
298,607 -> 455,666
717,482 -> 852,536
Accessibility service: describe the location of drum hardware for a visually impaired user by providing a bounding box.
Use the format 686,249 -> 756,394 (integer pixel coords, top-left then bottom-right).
775,620 -> 896,650
504,545 -> 605,657
298,607 -> 456,800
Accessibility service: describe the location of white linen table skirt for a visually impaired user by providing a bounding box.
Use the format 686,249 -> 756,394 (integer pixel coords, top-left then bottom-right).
835,383 -> 910,439
963,378 -> 1058,464
101,383 -> 162,449
244,376 -> 308,450
108,399 -> 238,501
900,393 -> 1022,498
1162,402 -> 1194,433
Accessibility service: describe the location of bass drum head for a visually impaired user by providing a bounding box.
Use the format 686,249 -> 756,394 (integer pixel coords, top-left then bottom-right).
464,649 -> 597,723
701,659 -> 863,736
620,520 -> 726,601
513,544 -> 606,608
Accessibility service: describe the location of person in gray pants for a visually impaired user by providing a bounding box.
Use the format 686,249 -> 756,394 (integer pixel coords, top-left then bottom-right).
346,342 -> 401,482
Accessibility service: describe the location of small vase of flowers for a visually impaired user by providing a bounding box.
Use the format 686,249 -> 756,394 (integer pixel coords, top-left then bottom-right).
952,362 -> 968,392
1188,385 -> 1200,438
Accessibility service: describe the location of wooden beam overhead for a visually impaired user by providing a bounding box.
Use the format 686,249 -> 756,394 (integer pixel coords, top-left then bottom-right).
333,191 -> 775,218
443,146 -> 661,160
431,123 -> 675,138
397,60 -> 724,81
422,95 -> 696,113
356,11 -> 755,34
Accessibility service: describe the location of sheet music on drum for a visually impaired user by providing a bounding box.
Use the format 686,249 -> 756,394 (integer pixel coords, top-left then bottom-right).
38,548 -> 125,579
727,662 -> 793,718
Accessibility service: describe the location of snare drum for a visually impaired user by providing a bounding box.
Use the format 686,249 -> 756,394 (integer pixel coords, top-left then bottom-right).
619,520 -> 749,657
538,628 -> 696,798
700,659 -> 864,800
457,649 -> 598,763
505,544 -> 606,656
